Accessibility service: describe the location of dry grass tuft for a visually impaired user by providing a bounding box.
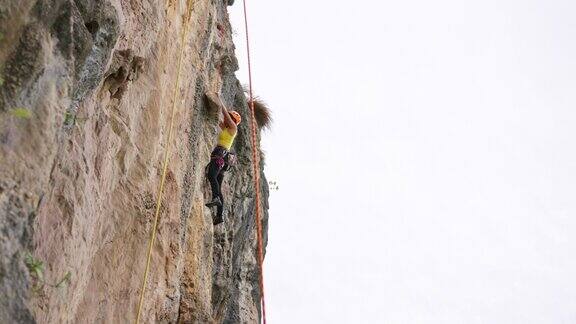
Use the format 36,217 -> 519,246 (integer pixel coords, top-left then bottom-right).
242,85 -> 272,129
248,97 -> 272,130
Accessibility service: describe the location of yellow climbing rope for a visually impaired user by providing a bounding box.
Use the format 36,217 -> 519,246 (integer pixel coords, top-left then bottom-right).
134,1 -> 195,323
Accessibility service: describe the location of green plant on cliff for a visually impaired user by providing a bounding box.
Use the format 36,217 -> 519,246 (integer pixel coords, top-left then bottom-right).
0,60 -> 4,86
63,111 -> 88,127
24,252 -> 44,292
54,271 -> 72,288
64,111 -> 74,125
10,108 -> 32,119
268,180 -> 279,191
24,252 -> 72,293
24,252 -> 44,281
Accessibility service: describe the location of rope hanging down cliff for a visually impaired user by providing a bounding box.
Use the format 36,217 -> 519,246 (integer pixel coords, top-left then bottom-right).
134,0 -> 267,322
134,0 -> 195,323
242,0 -> 268,323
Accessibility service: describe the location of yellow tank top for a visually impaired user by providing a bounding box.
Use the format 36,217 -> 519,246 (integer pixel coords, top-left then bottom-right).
218,128 -> 236,150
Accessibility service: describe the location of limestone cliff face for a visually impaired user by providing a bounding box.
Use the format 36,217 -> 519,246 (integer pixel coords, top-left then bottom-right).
0,0 -> 269,323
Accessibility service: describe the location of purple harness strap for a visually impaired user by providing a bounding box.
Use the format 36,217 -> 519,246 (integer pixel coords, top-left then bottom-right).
214,156 -> 225,169
211,146 -> 228,169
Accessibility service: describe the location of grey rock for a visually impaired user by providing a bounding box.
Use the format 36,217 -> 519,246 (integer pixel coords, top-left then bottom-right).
0,0 -> 269,323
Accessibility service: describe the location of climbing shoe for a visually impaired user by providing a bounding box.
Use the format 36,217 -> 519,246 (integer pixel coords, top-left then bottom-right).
205,197 -> 222,208
213,214 -> 224,225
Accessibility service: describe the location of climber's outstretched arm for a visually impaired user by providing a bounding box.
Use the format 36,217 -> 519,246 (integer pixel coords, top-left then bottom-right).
217,95 -> 237,131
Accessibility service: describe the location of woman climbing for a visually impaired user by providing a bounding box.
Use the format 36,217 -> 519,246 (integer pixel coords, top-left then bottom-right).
205,93 -> 241,225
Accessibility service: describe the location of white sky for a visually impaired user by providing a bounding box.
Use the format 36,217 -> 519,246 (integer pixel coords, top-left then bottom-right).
229,1 -> 576,323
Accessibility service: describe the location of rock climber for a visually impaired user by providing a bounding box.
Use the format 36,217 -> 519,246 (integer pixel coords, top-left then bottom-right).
205,93 -> 241,225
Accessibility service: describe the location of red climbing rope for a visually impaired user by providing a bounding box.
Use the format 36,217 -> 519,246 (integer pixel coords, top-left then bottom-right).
242,0 -> 267,323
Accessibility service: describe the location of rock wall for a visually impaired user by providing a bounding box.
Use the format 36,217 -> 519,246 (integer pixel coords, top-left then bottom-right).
0,0 -> 269,323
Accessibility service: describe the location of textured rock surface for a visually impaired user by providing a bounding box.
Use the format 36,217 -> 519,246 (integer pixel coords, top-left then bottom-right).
0,0 -> 268,323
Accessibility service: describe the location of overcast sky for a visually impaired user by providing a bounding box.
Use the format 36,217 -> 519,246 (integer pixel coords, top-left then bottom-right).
229,1 -> 576,323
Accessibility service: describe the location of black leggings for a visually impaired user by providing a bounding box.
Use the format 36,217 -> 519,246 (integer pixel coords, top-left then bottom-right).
207,146 -> 228,217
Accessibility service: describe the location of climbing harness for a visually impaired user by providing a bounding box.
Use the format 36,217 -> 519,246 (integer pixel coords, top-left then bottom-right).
211,146 -> 228,169
223,151 -> 237,171
242,0 -> 268,323
134,0 -> 195,323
